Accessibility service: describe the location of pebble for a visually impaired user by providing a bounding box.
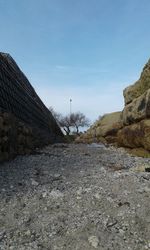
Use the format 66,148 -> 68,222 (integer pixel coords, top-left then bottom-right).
144,187 -> 150,193
50,190 -> 64,198
25,230 -> 31,236
88,236 -> 99,248
53,174 -> 61,178
76,187 -> 82,195
42,192 -> 47,198
119,229 -> 125,235
94,193 -> 101,200
31,179 -> 39,186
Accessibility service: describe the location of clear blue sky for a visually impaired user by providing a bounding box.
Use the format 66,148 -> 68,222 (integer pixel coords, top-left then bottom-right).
1,0 -> 150,121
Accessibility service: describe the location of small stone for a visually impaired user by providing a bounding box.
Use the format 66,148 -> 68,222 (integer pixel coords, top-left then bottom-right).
88,236 -> 99,248
9,247 -> 15,250
31,179 -> 39,186
50,190 -> 64,198
54,174 -> 61,178
94,193 -> 100,199
25,230 -> 31,236
85,187 -> 92,192
119,229 -> 125,235
42,192 -> 47,198
138,188 -> 144,194
144,187 -> 150,193
77,187 -> 82,195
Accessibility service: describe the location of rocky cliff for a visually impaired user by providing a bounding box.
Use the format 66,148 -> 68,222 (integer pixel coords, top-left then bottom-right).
76,59 -> 150,156
0,53 -> 64,162
76,112 -> 123,144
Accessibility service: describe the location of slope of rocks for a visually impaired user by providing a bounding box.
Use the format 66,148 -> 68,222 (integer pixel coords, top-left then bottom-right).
123,59 -> 150,105
0,143 -> 150,250
77,59 -> 150,156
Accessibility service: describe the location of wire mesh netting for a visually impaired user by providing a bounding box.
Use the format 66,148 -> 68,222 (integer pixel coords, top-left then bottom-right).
0,53 -> 62,137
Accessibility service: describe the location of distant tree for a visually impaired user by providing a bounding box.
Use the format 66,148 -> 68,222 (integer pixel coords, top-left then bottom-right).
49,107 -> 72,135
49,107 -> 90,135
70,112 -> 90,135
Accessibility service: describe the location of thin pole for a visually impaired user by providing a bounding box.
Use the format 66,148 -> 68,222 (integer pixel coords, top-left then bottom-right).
70,98 -> 72,117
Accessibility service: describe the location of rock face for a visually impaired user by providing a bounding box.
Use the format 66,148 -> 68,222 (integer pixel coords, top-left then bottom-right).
77,59 -> 150,155
76,112 -> 123,144
119,59 -> 150,152
123,59 -> 150,105
117,120 -> 150,150
122,88 -> 150,125
93,112 -> 123,137
0,53 -> 64,162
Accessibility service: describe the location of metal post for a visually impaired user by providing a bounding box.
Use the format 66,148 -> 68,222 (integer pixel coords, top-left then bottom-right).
70,98 -> 72,117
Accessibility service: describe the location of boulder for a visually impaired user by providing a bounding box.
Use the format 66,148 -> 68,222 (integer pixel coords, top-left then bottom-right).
94,111 -> 123,137
123,59 -> 150,105
117,119 -> 150,151
75,133 -> 107,144
76,111 -> 123,144
123,89 -> 150,125
125,148 -> 150,158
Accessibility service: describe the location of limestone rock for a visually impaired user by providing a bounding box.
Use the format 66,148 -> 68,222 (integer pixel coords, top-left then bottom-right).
95,112 -> 123,137
123,89 -> 150,125
123,59 -> 150,105
76,112 -> 123,144
119,59 -> 150,154
88,112 -> 123,138
117,119 -> 150,151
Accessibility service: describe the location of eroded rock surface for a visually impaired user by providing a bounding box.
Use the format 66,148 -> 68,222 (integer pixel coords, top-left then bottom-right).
77,112 -> 123,144
122,89 -> 150,125
117,119 -> 150,150
123,59 -> 150,105
0,143 -> 150,250
77,59 -> 150,155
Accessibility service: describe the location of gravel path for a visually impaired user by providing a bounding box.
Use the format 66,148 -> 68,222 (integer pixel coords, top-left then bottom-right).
0,143 -> 150,250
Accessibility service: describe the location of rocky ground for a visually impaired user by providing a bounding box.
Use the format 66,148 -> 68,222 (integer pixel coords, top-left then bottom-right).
0,143 -> 150,250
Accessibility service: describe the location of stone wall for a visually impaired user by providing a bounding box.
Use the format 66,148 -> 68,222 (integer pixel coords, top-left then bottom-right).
0,53 -> 64,162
